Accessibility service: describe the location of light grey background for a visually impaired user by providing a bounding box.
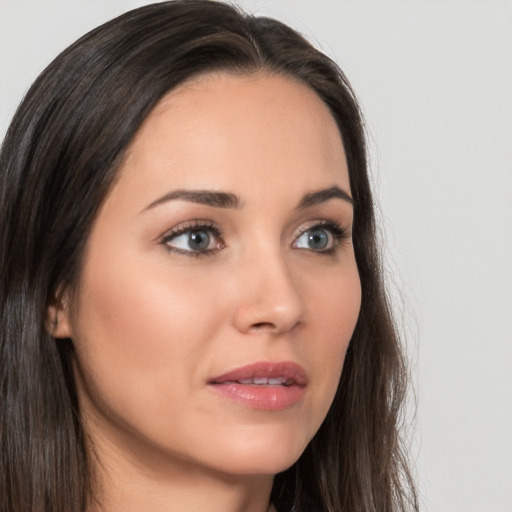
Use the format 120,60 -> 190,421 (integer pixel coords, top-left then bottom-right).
1,1 -> 511,511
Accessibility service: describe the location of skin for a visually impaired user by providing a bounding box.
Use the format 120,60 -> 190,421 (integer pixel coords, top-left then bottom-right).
52,72 -> 361,512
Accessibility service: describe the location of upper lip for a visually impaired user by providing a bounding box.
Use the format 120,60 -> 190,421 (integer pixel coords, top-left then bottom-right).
208,361 -> 308,387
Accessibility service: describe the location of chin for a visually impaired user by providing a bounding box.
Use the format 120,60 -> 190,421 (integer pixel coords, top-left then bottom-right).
211,451 -> 301,477
191,422 -> 312,477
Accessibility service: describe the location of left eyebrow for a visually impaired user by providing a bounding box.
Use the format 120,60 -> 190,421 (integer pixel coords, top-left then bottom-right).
297,186 -> 353,209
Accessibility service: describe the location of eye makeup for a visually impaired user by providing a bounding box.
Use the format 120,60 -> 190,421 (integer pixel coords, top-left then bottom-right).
159,216 -> 351,259
160,219 -> 225,257
292,219 -> 351,255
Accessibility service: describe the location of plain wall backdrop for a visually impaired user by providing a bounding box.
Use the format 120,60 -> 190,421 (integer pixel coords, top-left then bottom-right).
1,1 -> 511,511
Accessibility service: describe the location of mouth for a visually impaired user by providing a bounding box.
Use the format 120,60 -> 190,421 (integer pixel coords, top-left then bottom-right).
208,361 -> 307,410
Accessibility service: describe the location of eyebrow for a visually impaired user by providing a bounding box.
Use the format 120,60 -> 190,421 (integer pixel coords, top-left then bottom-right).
143,189 -> 242,211
297,186 -> 353,209
142,185 -> 353,212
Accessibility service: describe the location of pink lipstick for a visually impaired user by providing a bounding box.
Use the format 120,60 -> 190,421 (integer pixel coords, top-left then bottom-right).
208,361 -> 307,410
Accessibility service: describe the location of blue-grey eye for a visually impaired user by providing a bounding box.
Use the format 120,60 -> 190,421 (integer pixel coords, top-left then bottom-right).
188,230 -> 210,250
166,229 -> 212,251
295,228 -> 333,251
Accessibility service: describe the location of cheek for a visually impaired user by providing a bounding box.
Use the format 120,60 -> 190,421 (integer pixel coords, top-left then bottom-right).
69,253 -> 227,427
299,259 -> 361,418
304,255 -> 361,344
75,252 -> 224,356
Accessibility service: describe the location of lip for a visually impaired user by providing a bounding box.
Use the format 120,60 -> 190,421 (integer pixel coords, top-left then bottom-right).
208,361 -> 308,410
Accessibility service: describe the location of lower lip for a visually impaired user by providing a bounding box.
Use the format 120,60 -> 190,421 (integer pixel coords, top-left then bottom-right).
208,382 -> 306,410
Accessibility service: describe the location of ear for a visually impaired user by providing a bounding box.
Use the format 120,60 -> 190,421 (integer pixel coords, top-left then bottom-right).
46,286 -> 73,338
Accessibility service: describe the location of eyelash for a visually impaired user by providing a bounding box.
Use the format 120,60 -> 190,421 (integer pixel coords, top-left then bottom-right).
294,220 -> 350,255
160,219 -> 350,258
161,220 -> 222,258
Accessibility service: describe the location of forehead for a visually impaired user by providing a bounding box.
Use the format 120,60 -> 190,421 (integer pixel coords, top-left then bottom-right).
115,71 -> 349,207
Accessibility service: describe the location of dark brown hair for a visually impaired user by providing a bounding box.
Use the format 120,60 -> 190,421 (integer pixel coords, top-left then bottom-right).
0,2 -> 417,511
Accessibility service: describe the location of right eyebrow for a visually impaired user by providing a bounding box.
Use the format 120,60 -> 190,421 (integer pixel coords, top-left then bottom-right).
141,189 -> 243,212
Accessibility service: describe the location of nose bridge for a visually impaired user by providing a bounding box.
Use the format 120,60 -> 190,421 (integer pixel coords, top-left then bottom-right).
232,241 -> 305,335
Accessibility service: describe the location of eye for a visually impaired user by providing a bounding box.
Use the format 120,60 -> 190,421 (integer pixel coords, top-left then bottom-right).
161,222 -> 224,255
170,230 -> 213,251
294,227 -> 333,251
293,221 -> 349,253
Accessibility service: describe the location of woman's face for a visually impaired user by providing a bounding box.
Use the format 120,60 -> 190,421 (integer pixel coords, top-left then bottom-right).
60,72 -> 361,478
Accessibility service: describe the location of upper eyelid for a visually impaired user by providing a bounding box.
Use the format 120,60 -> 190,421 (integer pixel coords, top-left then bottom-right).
159,218 -> 349,237
293,218 -> 350,236
161,217 -> 346,233
160,220 -> 218,238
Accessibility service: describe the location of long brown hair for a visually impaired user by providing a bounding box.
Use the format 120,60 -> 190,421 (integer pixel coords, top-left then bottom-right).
0,2 -> 417,511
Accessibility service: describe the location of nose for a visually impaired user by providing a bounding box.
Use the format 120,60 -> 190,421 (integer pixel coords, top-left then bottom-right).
231,251 -> 305,336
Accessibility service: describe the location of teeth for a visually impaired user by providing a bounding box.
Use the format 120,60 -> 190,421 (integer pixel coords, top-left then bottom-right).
235,377 -> 291,386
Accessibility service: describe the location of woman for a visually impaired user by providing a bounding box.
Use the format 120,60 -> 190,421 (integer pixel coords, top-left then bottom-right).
0,1 -> 417,511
